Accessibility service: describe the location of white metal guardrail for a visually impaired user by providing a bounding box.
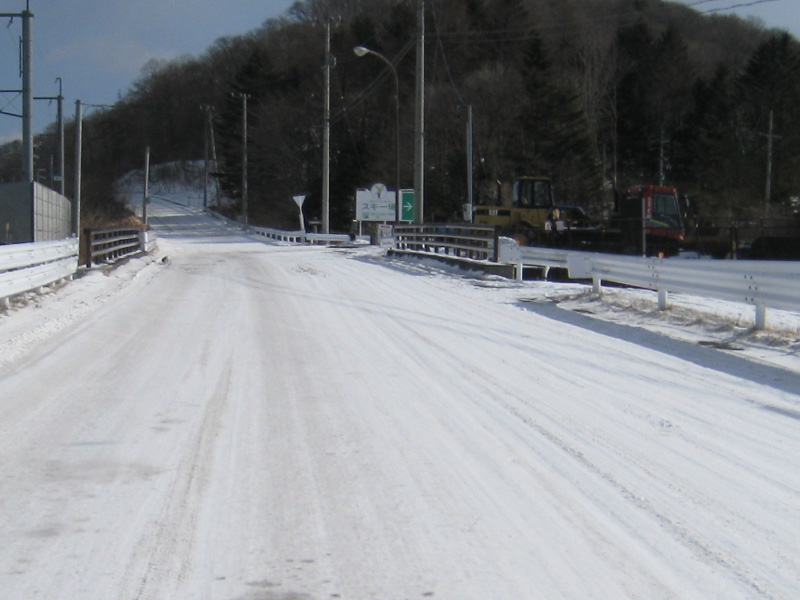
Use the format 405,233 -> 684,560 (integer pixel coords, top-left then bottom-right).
141,230 -> 157,253
205,209 -> 365,245
565,251 -> 800,329
0,238 -> 79,308
399,229 -> 799,330
502,243 -> 800,329
506,244 -> 572,278
249,225 -> 307,243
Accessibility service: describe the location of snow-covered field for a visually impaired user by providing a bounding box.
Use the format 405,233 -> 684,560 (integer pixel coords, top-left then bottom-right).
1,199 -> 799,599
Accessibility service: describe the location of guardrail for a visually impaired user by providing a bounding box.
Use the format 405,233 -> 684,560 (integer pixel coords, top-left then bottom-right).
86,226 -> 147,267
0,238 -> 79,309
204,210 -> 362,245
396,226 -> 799,330
394,224 -> 496,260
249,225 -> 306,243
566,251 -> 799,329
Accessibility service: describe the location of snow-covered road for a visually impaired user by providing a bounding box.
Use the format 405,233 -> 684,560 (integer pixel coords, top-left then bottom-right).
1,201 -> 799,599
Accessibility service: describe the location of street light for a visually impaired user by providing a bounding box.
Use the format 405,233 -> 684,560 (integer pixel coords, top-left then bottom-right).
354,45 -> 401,222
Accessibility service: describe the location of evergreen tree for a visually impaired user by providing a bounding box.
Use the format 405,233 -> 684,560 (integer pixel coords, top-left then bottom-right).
737,34 -> 800,215
518,35 -> 601,209
676,65 -> 750,219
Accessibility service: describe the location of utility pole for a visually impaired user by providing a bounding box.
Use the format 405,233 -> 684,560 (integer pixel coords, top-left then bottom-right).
655,126 -> 669,187
73,100 -> 82,238
202,105 -> 212,209
210,111 -> 219,207
466,104 -> 473,222
240,93 -> 249,225
143,146 -> 150,225
761,110 -> 781,218
34,79 -> 66,195
413,0 -> 425,224
57,78 -> 64,195
21,5 -> 33,183
322,17 -> 331,233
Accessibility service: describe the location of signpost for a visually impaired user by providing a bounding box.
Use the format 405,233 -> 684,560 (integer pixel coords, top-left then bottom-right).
355,185 -> 415,223
293,194 -> 306,231
354,185 -> 415,242
356,184 -> 396,222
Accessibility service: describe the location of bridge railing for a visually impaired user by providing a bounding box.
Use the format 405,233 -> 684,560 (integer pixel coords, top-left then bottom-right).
86,226 -> 152,267
393,224 -> 496,261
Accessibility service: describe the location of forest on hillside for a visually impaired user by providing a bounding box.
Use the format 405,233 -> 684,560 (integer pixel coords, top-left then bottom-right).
2,0 -> 800,231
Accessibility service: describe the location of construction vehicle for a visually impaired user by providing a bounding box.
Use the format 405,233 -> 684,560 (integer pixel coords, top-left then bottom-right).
614,185 -> 686,256
473,176 -> 685,256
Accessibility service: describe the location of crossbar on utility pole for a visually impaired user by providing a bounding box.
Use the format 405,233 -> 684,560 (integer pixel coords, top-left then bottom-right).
34,83 -> 66,195
1,8 -> 36,183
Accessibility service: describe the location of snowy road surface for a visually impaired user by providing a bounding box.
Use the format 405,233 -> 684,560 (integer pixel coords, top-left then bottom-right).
1,201 -> 799,600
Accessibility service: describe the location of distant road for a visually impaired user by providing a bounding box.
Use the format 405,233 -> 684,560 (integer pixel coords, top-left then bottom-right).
1,200 -> 798,599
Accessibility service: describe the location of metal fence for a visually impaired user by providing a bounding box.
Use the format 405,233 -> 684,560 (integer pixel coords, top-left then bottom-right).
86,227 -> 145,267
394,224 -> 496,261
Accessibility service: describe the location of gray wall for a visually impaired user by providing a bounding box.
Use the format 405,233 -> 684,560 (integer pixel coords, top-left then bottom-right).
33,183 -> 72,241
0,182 -> 33,244
0,182 -> 72,244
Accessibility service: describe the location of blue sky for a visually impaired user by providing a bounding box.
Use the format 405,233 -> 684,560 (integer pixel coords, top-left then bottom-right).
0,0 -> 798,144
0,0 -> 296,142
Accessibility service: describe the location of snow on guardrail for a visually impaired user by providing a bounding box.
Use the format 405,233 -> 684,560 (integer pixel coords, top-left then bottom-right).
0,238 -> 79,309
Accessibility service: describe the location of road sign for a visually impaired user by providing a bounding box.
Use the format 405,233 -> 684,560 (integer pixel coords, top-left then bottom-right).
356,185 -> 396,221
400,189 -> 414,222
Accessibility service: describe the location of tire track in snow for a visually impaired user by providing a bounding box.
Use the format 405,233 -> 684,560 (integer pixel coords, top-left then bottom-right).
325,255 -> 791,598
128,362 -> 234,600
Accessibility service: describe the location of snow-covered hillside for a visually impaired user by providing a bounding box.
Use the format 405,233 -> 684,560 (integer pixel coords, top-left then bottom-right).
1,199 -> 799,599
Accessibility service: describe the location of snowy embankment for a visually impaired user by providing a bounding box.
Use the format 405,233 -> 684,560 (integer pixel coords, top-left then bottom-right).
1,199 -> 799,600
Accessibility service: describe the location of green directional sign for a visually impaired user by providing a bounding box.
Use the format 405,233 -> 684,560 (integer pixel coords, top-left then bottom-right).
400,189 -> 415,222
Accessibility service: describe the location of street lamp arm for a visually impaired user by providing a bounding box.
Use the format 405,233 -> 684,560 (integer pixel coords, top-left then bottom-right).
354,46 -> 395,76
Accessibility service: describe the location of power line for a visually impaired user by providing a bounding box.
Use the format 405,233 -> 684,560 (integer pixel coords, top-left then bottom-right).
693,0 -> 781,14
